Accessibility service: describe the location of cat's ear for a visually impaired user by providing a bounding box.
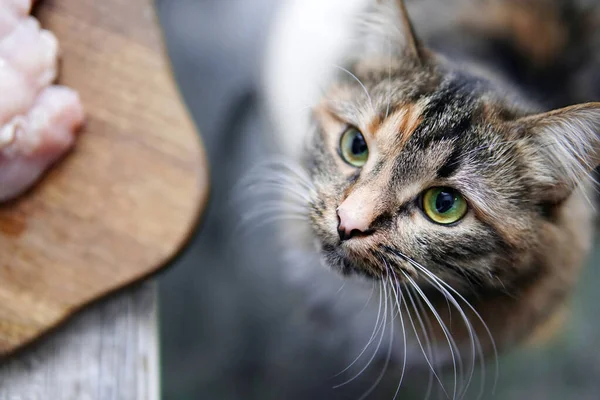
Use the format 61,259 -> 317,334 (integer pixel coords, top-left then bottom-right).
516,103 -> 600,202
356,0 -> 425,63
392,0 -> 423,63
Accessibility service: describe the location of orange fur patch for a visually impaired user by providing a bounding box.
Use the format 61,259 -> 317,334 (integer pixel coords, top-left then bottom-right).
376,103 -> 424,147
366,114 -> 384,137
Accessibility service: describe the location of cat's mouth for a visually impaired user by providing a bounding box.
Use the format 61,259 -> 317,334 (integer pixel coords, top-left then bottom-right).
308,207 -> 387,279
318,240 -> 384,279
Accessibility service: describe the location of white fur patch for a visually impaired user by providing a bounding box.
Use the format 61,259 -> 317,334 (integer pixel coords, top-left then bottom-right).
261,0 -> 370,157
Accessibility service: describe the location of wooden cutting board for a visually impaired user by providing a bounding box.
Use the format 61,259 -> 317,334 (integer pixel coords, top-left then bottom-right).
0,0 -> 209,356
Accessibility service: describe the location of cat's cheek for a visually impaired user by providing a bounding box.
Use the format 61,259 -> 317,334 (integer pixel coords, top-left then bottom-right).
308,214 -> 340,252
398,211 -> 430,237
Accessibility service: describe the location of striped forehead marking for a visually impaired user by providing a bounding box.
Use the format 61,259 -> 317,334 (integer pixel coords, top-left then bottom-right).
371,102 -> 425,148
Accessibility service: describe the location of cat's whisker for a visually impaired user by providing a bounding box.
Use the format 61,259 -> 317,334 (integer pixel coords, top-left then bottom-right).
236,157 -> 316,195
407,283 -> 437,400
401,258 -> 479,399
235,213 -> 309,237
385,264 -> 408,400
357,274 -> 396,400
241,200 -> 309,212
248,199 -> 309,212
235,218 -> 308,238
333,64 -> 375,113
238,178 -> 314,204
245,194 -> 312,213
333,279 -> 384,378
402,275 -> 444,400
358,281 -> 376,315
424,272 -> 499,397
381,248 -> 466,390
238,206 -> 309,223
392,254 -> 483,397
239,175 -> 313,192
401,256 -> 497,399
385,36 -> 392,119
234,158 -> 317,238
333,278 -> 390,390
259,160 -> 315,191
402,272 -> 456,400
235,192 -> 311,216
237,202 -> 308,216
294,104 -> 319,114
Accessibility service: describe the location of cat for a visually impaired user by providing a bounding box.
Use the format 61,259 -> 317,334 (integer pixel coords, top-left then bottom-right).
257,0 -> 600,396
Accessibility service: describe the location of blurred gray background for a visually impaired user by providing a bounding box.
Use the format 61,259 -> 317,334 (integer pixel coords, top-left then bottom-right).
155,1 -> 600,399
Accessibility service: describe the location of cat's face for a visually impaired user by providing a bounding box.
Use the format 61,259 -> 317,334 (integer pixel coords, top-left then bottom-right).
303,55 -> 599,289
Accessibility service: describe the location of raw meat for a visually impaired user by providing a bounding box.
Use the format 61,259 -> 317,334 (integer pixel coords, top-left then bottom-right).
0,0 -> 84,202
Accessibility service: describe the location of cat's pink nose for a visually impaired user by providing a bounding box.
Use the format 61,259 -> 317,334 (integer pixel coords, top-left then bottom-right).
337,203 -> 373,241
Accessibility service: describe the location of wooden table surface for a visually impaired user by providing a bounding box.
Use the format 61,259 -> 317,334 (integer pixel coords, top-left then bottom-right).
0,0 -> 209,397
0,283 -> 159,399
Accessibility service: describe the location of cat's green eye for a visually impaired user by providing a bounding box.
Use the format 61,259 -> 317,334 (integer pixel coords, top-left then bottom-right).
422,187 -> 468,225
339,127 -> 368,167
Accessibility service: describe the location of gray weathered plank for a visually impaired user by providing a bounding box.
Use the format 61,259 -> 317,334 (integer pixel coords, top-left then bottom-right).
0,283 -> 159,400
